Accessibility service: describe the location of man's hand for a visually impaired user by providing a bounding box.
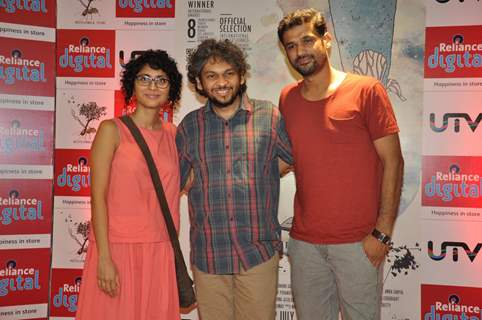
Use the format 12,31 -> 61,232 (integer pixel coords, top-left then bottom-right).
279,159 -> 293,177
362,235 -> 390,268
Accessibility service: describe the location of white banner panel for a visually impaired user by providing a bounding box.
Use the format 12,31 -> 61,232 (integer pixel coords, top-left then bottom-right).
0,303 -> 48,320
423,91 -> 482,156
55,89 -> 114,150
426,0 -> 482,27
421,220 -> 482,287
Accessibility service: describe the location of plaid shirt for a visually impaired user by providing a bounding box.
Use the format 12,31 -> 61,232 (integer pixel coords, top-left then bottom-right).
176,96 -> 293,274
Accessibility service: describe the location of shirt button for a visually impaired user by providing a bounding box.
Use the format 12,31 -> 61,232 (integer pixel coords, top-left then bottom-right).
227,169 -> 231,174
227,193 -> 232,197
226,145 -> 230,150
230,217 -> 234,221
224,121 -> 229,126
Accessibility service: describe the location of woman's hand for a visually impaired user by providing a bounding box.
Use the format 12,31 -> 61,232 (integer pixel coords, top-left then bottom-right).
97,256 -> 120,297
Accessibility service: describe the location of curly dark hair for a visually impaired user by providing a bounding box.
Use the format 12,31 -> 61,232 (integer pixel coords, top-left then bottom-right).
187,39 -> 249,97
277,8 -> 327,43
121,49 -> 182,104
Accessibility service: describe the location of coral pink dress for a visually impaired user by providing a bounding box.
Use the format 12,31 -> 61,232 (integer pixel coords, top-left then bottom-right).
76,118 -> 180,320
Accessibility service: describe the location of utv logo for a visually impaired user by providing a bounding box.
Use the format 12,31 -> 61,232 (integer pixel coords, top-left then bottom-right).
430,113 -> 482,132
428,241 -> 482,262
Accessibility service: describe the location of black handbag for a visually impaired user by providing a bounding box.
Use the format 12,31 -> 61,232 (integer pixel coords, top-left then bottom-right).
120,115 -> 196,308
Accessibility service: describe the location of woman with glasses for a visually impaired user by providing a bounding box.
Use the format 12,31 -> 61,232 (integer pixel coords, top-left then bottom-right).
76,50 -> 183,320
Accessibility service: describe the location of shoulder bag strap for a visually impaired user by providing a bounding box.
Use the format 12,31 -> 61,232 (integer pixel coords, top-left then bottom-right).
119,115 -> 182,253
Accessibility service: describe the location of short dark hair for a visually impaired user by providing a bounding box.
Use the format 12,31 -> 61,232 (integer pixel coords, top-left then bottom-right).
187,39 -> 249,97
278,8 -> 327,43
121,49 -> 182,105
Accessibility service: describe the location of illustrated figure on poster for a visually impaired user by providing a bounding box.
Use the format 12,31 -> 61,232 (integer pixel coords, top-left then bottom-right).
71,101 -> 107,136
329,0 -> 405,101
277,8 -> 404,320
176,38 -> 293,320
75,50 -> 183,320
78,0 -> 99,20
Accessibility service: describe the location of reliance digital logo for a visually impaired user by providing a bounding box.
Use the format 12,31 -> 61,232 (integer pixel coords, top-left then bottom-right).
425,26 -> 482,78
0,49 -> 47,86
0,0 -> 47,13
0,189 -> 43,226
422,156 -> 482,208
428,241 -> 481,262
56,156 -> 90,193
427,34 -> 482,73
58,37 -> 112,73
52,276 -> 80,313
0,260 -> 40,298
424,163 -> 480,201
116,0 -> 175,18
57,30 -> 115,78
424,294 -> 481,319
0,120 -> 46,154
422,285 -> 482,320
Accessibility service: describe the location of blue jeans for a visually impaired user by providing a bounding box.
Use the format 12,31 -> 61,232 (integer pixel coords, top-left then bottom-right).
288,238 -> 382,320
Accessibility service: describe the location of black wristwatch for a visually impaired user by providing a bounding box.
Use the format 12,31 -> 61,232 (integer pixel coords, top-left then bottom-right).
371,228 -> 392,246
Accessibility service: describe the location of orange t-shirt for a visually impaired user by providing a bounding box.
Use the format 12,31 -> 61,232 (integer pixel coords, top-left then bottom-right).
279,74 -> 399,244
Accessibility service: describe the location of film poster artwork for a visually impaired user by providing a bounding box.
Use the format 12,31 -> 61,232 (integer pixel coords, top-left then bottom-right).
49,268 -> 83,318
56,89 -> 114,149
56,29 -> 116,90
0,249 -> 51,320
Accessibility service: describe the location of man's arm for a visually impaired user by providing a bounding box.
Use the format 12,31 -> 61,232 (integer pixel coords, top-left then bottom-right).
276,111 -> 294,169
175,122 -> 193,192
362,133 -> 404,267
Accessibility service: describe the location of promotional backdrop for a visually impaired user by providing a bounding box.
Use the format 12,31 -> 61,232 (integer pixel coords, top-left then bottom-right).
1,0 -> 481,319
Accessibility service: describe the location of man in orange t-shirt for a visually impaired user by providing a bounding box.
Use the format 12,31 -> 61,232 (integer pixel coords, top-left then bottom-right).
277,8 -> 404,320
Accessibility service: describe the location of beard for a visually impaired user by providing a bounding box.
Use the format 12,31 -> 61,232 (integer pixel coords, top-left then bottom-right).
206,86 -> 241,109
293,54 -> 324,77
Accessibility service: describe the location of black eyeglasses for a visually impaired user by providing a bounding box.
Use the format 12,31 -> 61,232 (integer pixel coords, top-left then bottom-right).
135,74 -> 170,89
